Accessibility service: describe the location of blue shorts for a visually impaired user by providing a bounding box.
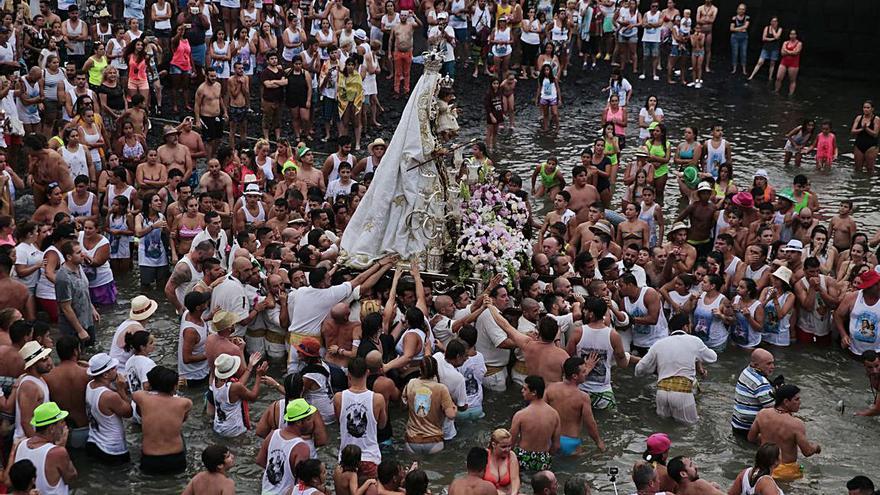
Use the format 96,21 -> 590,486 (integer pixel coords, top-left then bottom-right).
671,45 -> 689,57
454,27 -> 469,43
559,435 -> 583,456
191,43 -> 207,66
457,406 -> 485,420
321,97 -> 338,122
643,41 -> 660,57
760,48 -> 780,61
618,32 -> 638,44
170,65 -> 192,75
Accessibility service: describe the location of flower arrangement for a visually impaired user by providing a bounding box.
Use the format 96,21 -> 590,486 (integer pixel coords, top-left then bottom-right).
455,183 -> 531,282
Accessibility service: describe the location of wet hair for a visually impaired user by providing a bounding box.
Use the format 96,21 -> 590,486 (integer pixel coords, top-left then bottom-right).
32,320 -> 50,342
9,320 -> 34,344
537,317 -> 558,342
467,447 -> 489,472
668,313 -> 690,333
531,471 -> 555,494
0,308 -> 19,331
348,357 -> 367,378
666,456 -> 687,483
404,469 -> 429,495
846,475 -> 875,492
146,366 -> 179,394
124,330 -> 151,353
524,375 -> 545,398
377,461 -> 402,484
360,312 -> 383,341
55,335 -> 81,361
405,307 -> 427,332
750,443 -> 780,485
563,356 -> 584,380
9,459 -> 36,492
445,339 -> 467,361
563,475 -> 592,495
202,444 -> 230,473
705,273 -> 724,291
774,384 -> 800,407
803,256 -> 821,271
293,458 -> 323,485
584,296 -> 607,322
418,355 -> 439,380
739,278 -> 759,299
793,174 -> 808,186
632,461 -> 657,490
572,165 -> 587,177
340,444 -> 362,472
458,325 -> 477,347
574,251 -> 594,271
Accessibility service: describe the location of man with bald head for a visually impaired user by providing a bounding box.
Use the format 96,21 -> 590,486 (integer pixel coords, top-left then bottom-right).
430,294 -> 488,349
731,348 -> 776,438
531,470 -> 558,495
211,256 -> 272,338
321,302 -> 361,389
365,350 -> 399,446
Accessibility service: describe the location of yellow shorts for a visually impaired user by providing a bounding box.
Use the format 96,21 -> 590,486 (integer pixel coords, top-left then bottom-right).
772,462 -> 803,481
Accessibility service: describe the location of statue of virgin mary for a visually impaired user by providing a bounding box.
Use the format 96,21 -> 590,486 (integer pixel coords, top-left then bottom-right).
340,52 -> 448,268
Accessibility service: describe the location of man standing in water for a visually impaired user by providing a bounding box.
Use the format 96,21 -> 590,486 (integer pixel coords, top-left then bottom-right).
509,375 -> 561,472
856,350 -> 880,416
544,356 -> 605,456
674,182 -> 717,258
666,456 -> 724,494
257,398 -> 318,495
834,269 -> 880,356
44,336 -> 91,449
10,402 -> 77,495
748,384 -> 821,481
564,166 -> 601,228
14,340 -> 54,442
133,366 -> 193,475
447,448 -> 496,495
731,348 -> 776,437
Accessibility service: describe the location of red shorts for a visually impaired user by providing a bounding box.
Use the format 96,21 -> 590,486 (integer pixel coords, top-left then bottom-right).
795,327 -> 832,346
36,297 -> 59,323
358,461 -> 378,481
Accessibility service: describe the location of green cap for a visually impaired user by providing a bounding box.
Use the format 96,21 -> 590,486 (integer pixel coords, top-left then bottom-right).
282,160 -> 299,173
31,402 -> 69,428
683,166 -> 699,188
648,121 -> 660,131
297,146 -> 311,159
776,188 -> 794,203
284,398 -> 317,423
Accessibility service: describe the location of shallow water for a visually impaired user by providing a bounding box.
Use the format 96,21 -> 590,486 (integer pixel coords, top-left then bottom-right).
72,67 -> 880,494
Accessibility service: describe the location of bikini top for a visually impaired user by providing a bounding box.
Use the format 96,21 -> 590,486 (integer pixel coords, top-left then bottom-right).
482,449 -> 512,488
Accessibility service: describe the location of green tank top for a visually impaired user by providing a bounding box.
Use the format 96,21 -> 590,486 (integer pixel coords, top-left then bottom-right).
604,140 -> 618,165
539,162 -> 560,188
88,56 -> 109,86
793,191 -> 810,214
646,139 -> 671,178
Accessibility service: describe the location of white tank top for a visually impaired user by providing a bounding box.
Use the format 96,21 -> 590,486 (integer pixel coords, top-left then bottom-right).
740,467 -> 784,495
85,383 -> 129,455
762,291 -> 791,346
106,183 -> 136,211
178,313 -> 209,380
14,375 -> 50,442
328,153 -> 355,183
302,364 -> 335,424
14,440 -> 68,495
261,431 -> 304,494
108,38 -> 128,69
625,287 -> 669,348
109,319 -> 141,371
849,290 -> 880,355
365,156 -> 378,174
731,296 -> 762,348
62,145 -> 89,182
272,399 -> 318,458
259,157 -> 276,181
664,290 -> 691,316
96,24 -> 114,46
575,325 -> 614,393
491,27 -> 512,57
339,389 -> 381,464
66,191 -> 94,219
292,486 -> 319,495
639,202 -> 659,247
745,263 -> 769,283
153,3 -> 172,30
694,292 -> 728,349
211,380 -> 248,437
243,202 -> 266,223
550,21 -> 569,42
797,276 -> 831,337
174,255 -> 204,305
36,245 -> 62,299
77,231 -> 114,288
705,138 -> 728,177
81,129 -> 103,165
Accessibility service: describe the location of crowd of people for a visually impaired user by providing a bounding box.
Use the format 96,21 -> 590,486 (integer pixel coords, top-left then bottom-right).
0,0 -> 878,493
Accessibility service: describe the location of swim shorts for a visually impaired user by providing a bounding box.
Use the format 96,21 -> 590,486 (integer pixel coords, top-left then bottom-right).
772,462 -> 803,481
140,450 -> 188,475
559,435 -> 583,456
590,390 -> 617,410
200,115 -> 225,140
229,106 -> 248,123
514,447 -> 552,471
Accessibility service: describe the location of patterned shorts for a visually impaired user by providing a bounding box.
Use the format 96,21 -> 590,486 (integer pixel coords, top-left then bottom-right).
514,447 -> 552,472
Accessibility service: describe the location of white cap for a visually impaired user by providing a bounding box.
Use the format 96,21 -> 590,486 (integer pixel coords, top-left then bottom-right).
244,183 -> 262,196
754,168 -> 769,179
697,181 -> 712,192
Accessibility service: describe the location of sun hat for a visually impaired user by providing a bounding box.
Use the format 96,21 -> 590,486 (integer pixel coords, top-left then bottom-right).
281,160 -> 298,173
646,432 -> 671,455
696,181 -> 712,192
731,191 -> 755,208
214,354 -> 242,379
367,138 -> 386,152
666,221 -> 690,240
243,174 -> 258,184
297,145 -> 312,159
129,295 -> 159,321
284,398 -> 318,423
212,310 -> 241,333
98,7 -> 111,17
783,239 -> 803,253
753,168 -> 769,179
297,338 -> 321,357
19,341 -> 52,370
30,402 -> 69,428
634,146 -> 650,158
163,124 -> 179,137
776,188 -> 794,203
771,266 -> 793,286
682,166 -> 699,188
354,29 -> 367,40
589,220 -> 612,237
857,269 -> 880,290
87,353 -> 120,377
244,183 -> 263,196
437,11 -> 449,19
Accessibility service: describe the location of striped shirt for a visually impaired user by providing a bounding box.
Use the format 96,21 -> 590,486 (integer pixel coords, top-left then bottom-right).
731,366 -> 774,431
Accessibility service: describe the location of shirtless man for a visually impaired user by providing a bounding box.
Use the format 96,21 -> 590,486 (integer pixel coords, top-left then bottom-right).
832,200 -> 858,252
321,303 -> 361,369
165,181 -> 193,221
447,448 -> 497,495
195,67 -> 227,160
748,384 -> 820,481
0,319 -> 29,400
24,134 -> 73,206
674,182 -> 717,258
539,191 -> 576,240
158,126 -> 194,184
265,199 -> 291,235
666,456 -> 724,495
509,375 -> 561,472
544,356 -> 604,457
0,254 -> 28,318
295,146 -> 325,191
177,118 -> 208,163
663,222 -> 697,275
746,202 -> 781,246
492,309 -> 569,384
695,0 -> 718,72
390,11 -> 419,96
569,203 -> 605,255
227,61 -> 250,150
182,445 -> 236,495
43,336 -> 90,449
133,366 -> 193,475
199,159 -> 235,204
564,166 -> 602,228
322,0 -> 350,31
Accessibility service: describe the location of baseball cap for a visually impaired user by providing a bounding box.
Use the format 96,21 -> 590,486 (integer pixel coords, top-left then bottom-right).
646,433 -> 671,456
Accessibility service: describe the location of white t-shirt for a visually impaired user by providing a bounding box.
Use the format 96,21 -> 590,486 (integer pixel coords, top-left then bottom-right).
638,107 -> 664,140
211,274 -> 252,336
458,352 -> 486,410
474,309 -> 510,368
288,282 -> 353,336
13,242 -> 43,289
433,351 -> 467,440
325,178 -> 355,202
428,25 -> 456,62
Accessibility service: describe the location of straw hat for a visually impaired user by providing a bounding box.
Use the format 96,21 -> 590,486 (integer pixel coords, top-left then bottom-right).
634,146 -> 650,158
98,7 -> 111,17
284,398 -> 317,423
30,402 -> 68,428
163,125 -> 179,137
129,295 -> 159,321
19,341 -> 52,370
214,354 -> 242,379
666,221 -> 690,240
212,310 -> 241,332
367,138 -> 386,153
589,220 -> 612,237
771,266 -> 793,286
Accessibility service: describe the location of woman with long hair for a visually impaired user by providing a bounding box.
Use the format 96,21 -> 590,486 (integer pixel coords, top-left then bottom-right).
61,127 -> 95,185
83,43 -> 109,90
35,223 -> 77,323
170,24 -> 194,114
851,100 -> 879,173
783,118 -> 815,168
645,122 -> 671,203
804,225 -> 838,275
170,196 -> 205,263
106,25 -> 129,89
535,63 -> 560,131
748,16 -> 782,81
125,38 -> 150,109
115,120 -> 147,173
685,273 -> 732,351
78,107 -> 107,173
13,221 -> 45,319
729,443 -> 784,495
79,218 -> 117,305
485,78 -> 504,151
731,278 -> 765,348
253,21 -> 278,73
759,267 -> 795,347
106,195 -> 134,273
601,92 -> 627,148
774,29 -> 802,96
638,95 -> 664,142
337,56 -> 364,150
292,459 -> 329,495
232,27 -> 256,78
134,193 -> 170,288
713,163 -> 737,206
98,66 -> 127,136
207,30 -> 233,98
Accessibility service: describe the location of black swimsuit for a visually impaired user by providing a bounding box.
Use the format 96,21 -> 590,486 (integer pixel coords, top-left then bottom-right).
855,116 -> 879,153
